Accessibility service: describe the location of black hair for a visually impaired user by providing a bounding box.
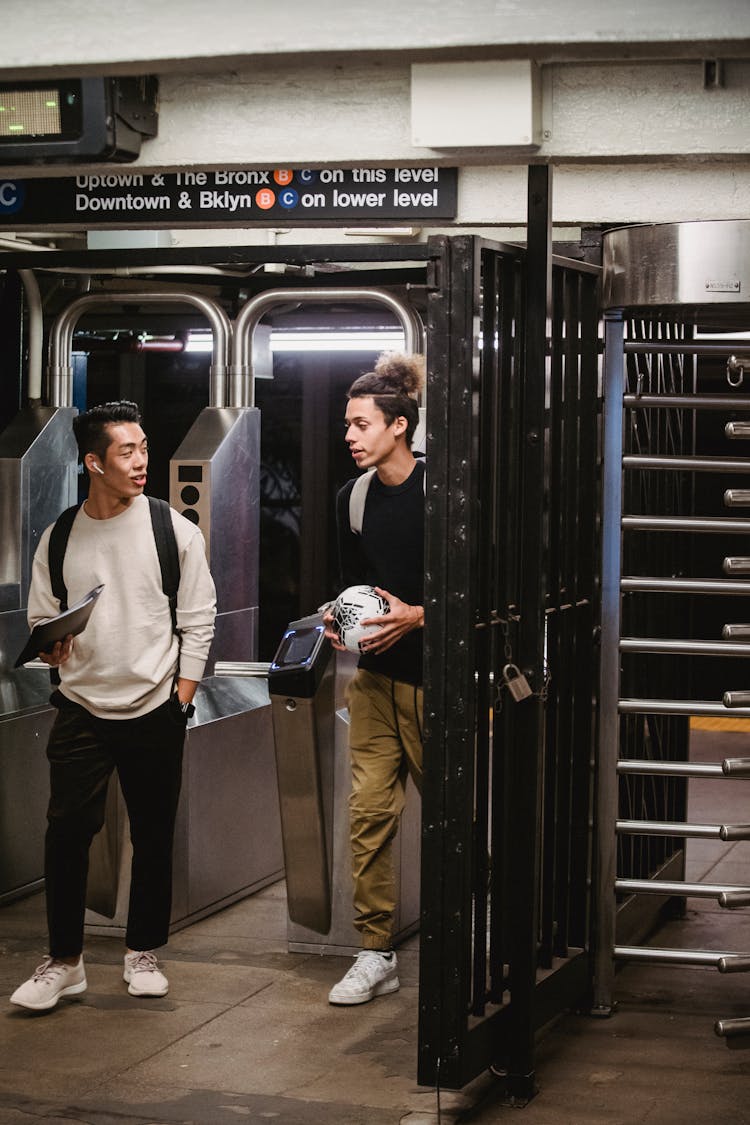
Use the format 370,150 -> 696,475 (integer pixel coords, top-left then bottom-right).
347,352 -> 425,448
72,400 -> 143,465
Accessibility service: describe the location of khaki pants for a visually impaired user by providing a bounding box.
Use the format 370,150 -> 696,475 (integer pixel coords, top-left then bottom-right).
345,668 -> 423,950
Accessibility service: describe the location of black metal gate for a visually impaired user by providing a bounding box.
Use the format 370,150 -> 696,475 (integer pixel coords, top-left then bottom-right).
419,214 -> 602,1096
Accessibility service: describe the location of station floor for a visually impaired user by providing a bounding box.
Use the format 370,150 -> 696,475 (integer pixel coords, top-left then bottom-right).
0,726 -> 749,1125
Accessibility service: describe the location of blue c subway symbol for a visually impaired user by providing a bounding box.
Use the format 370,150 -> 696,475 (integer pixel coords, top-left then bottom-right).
0,181 -> 26,215
296,170 -> 317,185
279,188 -> 299,209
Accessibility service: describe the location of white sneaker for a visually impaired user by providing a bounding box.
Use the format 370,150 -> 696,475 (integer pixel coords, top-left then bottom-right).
123,950 -> 169,997
10,956 -> 87,1011
328,950 -> 399,1005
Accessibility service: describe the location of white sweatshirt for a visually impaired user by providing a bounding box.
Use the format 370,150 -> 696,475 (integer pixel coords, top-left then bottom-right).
28,494 -> 217,719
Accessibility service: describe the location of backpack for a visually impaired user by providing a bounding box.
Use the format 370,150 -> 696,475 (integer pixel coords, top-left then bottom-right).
348,459 -> 426,535
47,495 -> 180,658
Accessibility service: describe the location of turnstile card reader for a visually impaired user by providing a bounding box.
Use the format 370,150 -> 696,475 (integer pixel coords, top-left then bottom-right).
269,615 -> 334,934
269,620 -> 328,698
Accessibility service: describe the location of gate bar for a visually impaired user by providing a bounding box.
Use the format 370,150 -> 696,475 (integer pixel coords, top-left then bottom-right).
624,394 -> 750,411
622,577 -> 750,594
623,455 -> 750,473
726,422 -> 750,437
616,819 -> 750,840
620,638 -> 750,656
624,341 -> 750,356
615,947 -> 750,970
723,690 -> 750,707
616,878 -> 750,900
622,515 -> 750,534
724,490 -> 750,505
619,699 -> 750,717
716,1017 -> 750,1038
618,758 -> 750,778
719,891 -> 750,908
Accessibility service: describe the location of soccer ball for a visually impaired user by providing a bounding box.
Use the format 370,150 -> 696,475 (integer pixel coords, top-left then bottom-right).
332,585 -> 390,653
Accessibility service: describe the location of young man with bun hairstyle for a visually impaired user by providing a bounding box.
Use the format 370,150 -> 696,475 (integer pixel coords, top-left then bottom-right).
10,401 -> 216,1011
325,353 -> 426,1005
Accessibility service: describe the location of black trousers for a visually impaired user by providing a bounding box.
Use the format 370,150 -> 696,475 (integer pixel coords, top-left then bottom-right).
44,693 -> 186,958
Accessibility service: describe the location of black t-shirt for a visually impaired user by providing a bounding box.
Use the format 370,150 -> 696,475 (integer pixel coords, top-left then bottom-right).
336,459 -> 425,686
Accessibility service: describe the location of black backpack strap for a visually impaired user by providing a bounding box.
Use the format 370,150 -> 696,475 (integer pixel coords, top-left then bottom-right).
47,504 -> 81,612
46,503 -> 80,685
147,496 -> 180,634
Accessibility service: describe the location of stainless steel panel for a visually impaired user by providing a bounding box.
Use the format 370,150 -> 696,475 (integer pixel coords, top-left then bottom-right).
271,663 -> 334,934
603,220 -> 750,309
287,706 -> 421,955
0,405 -> 78,603
170,407 -> 260,626
85,675 -> 284,935
0,705 -> 55,903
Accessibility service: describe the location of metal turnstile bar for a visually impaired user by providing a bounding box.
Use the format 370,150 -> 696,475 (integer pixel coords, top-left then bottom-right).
214,661 -> 272,677
623,455 -> 750,473
617,757 -> 750,778
616,820 -> 750,841
615,947 -> 750,972
622,515 -> 750,534
723,624 -> 750,639
623,341 -> 750,357
715,1016 -> 750,1039
618,760 -> 721,777
724,690 -> 750,708
616,879 -> 750,901
726,422 -> 750,438
619,699 -> 750,717
623,393 -> 750,411
724,489 -> 750,506
724,558 -> 750,574
620,638 -> 750,657
719,890 -> 750,908
622,577 -> 750,595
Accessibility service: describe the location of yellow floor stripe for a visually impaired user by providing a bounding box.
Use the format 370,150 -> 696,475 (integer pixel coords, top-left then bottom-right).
690,716 -> 750,732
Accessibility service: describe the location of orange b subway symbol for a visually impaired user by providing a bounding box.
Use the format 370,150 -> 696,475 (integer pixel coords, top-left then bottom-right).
255,189 -> 276,210
273,170 -> 293,185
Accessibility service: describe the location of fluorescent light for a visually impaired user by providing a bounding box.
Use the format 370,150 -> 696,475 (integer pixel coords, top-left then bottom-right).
269,330 -> 405,352
184,329 -> 406,354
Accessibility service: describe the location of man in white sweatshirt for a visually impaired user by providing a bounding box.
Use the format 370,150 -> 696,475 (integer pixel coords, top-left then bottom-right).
10,401 -> 216,1011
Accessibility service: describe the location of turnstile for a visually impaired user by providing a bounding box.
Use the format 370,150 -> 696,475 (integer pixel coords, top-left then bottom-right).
268,615 -> 420,955
84,675 -> 284,935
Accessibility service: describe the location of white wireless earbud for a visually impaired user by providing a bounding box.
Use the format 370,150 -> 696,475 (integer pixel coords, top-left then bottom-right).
93,464 -> 105,475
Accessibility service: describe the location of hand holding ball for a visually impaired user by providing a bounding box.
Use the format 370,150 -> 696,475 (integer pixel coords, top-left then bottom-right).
332,585 -> 390,653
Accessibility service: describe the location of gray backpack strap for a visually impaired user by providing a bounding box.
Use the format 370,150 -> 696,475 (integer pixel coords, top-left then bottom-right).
348,469 -> 376,535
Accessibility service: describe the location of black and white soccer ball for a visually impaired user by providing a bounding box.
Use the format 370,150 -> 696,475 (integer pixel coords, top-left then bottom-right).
332,584 -> 390,653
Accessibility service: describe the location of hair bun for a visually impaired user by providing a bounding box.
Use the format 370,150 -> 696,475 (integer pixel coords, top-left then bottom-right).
373,352 -> 425,397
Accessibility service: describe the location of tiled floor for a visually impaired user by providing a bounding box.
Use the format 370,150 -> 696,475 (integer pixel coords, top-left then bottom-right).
0,728 -> 748,1124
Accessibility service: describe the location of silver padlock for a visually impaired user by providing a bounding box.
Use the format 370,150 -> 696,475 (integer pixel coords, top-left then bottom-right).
503,663 -> 533,702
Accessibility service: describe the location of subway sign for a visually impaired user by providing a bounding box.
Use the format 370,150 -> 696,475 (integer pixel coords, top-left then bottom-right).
0,167 -> 457,227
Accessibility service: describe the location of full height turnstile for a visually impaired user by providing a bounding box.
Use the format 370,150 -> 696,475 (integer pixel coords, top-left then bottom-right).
596,220 -> 750,1048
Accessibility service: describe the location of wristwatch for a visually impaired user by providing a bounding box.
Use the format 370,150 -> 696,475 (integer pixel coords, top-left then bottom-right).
175,697 -> 195,718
